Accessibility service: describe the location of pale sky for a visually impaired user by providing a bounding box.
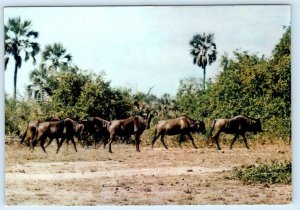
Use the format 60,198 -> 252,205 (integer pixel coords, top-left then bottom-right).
4,5 -> 290,97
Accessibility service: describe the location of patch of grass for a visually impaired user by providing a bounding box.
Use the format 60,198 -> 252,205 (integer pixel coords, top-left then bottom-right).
233,160 -> 291,184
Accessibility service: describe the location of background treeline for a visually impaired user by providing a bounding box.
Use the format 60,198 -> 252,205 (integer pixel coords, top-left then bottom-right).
5,17 -> 290,143
177,26 -> 291,140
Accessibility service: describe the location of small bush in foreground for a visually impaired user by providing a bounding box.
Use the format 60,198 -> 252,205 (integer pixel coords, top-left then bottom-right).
233,160 -> 291,184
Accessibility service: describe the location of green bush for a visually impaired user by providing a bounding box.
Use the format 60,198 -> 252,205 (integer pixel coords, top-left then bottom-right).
233,160 -> 291,184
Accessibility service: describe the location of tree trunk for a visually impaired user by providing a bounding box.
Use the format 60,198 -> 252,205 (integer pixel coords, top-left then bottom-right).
203,67 -> 206,91
13,63 -> 18,99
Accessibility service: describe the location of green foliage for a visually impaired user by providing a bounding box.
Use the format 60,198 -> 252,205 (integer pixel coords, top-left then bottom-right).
5,96 -> 56,136
233,160 -> 291,184
50,67 -> 134,120
177,26 -> 291,140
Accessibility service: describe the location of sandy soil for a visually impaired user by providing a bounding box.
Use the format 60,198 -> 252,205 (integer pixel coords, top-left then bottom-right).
5,140 -> 292,205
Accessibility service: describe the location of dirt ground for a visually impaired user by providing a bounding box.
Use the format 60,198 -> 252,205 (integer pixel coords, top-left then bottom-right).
5,139 -> 292,205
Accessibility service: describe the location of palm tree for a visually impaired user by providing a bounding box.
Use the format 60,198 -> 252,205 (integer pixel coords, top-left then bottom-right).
28,43 -> 72,100
41,43 -> 72,74
190,33 -> 217,90
5,17 -> 40,99
27,64 -> 57,100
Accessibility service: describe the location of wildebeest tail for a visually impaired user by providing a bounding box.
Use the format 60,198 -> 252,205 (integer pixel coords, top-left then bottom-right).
20,125 -> 28,144
207,120 -> 216,141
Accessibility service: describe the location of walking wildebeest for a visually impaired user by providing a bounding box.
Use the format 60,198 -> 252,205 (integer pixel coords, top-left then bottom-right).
20,117 -> 60,146
151,116 -> 206,149
81,117 -> 110,148
32,118 -> 84,153
107,114 -> 152,153
208,115 -> 262,150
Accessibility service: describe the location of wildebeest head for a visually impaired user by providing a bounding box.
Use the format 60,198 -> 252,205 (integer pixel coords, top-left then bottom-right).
250,118 -> 262,134
197,121 -> 206,134
191,120 -> 206,134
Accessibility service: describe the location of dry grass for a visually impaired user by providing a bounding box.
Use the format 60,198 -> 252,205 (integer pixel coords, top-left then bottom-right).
5,137 -> 291,205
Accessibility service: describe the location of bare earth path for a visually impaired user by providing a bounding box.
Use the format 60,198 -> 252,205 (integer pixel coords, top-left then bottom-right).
5,142 -> 291,205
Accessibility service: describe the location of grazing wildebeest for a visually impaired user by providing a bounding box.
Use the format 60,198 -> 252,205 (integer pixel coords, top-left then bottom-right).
107,115 -> 152,153
32,118 -> 84,153
81,117 -> 110,148
20,117 -> 60,146
208,115 -> 262,150
151,115 -> 206,149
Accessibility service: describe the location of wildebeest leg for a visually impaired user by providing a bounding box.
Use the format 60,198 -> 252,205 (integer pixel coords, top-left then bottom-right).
66,139 -> 70,151
212,133 -> 222,150
230,134 -> 239,150
241,134 -> 250,149
56,137 -> 66,154
30,139 -> 35,152
151,128 -> 159,149
77,136 -> 84,148
187,133 -> 198,149
178,134 -> 184,148
40,137 -> 47,153
100,137 -> 108,149
70,137 -> 77,152
55,138 -> 60,148
151,133 -> 160,149
134,134 -> 141,152
44,138 -> 54,148
108,135 -> 115,153
160,134 -> 168,150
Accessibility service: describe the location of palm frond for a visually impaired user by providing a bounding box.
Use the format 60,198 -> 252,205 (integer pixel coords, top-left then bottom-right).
193,57 -> 197,65
64,54 -> 72,61
24,51 -> 30,62
4,57 -> 9,70
27,31 -> 39,38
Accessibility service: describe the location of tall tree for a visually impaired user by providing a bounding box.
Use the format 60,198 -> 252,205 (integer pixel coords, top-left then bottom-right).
190,33 -> 217,90
41,43 -> 72,74
5,17 -> 40,99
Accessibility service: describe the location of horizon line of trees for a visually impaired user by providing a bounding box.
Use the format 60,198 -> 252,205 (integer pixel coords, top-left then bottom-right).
4,17 -> 291,141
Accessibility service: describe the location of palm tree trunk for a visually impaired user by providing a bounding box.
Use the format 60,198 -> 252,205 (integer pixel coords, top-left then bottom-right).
13,63 -> 18,99
203,67 -> 206,91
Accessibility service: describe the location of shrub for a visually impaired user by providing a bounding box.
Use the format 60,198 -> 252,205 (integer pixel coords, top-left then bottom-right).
233,160 -> 291,184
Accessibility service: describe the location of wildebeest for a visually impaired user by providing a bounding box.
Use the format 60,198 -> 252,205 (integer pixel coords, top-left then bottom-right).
151,116 -> 206,149
80,117 -> 110,148
107,115 -> 152,153
208,115 -> 262,150
32,118 -> 84,153
20,117 -> 60,146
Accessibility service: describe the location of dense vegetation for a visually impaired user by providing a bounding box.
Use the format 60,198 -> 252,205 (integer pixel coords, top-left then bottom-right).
177,26 -> 291,140
232,160 -> 292,184
5,17 -> 291,144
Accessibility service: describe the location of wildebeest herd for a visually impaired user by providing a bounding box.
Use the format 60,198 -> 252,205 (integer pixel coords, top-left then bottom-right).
20,113 -> 262,153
